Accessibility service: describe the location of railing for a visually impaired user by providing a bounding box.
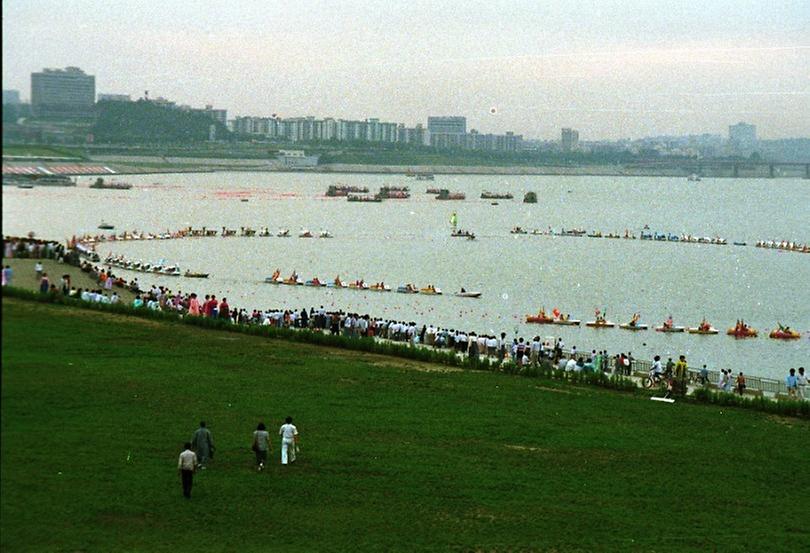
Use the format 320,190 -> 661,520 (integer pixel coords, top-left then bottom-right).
558,350 -> 788,395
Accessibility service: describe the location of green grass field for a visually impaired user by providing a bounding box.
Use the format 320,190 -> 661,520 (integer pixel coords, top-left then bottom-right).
2,298 -> 808,552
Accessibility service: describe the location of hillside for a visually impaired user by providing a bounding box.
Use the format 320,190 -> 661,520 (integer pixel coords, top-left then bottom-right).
1,298 -> 808,552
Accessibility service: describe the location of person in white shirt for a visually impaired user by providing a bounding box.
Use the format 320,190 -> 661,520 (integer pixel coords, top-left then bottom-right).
177,442 -> 198,499
565,357 -> 577,372
279,417 -> 299,465
530,337 -> 541,367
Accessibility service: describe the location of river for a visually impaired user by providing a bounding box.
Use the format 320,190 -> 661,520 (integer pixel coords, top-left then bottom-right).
3,171 -> 808,379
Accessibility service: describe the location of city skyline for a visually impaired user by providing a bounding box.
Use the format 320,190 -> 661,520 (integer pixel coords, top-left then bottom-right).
2,0 -> 810,140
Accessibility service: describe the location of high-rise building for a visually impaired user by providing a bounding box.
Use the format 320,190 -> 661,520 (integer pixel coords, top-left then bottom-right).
2,89 -> 21,105
729,122 -> 757,156
427,116 -> 466,134
31,67 -> 95,118
561,128 -> 579,152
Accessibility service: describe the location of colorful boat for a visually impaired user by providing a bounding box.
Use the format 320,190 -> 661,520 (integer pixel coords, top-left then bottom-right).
419,286 -> 442,295
726,326 -> 758,338
397,284 -> 419,294
526,315 -> 554,324
769,329 -> 800,340
655,325 -> 685,333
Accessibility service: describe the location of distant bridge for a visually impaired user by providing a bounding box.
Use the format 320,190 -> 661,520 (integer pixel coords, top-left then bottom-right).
625,160 -> 810,178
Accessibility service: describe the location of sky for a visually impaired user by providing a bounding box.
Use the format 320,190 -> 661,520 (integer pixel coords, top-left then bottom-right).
3,0 -> 810,140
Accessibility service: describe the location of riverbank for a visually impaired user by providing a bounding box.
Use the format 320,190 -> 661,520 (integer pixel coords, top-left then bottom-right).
6,153 -> 808,177
2,296 -> 808,551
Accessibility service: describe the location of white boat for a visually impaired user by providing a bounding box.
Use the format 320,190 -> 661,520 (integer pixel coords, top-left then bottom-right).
454,291 -> 482,298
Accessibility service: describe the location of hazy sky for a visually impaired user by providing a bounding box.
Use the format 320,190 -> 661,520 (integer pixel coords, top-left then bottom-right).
3,0 -> 809,139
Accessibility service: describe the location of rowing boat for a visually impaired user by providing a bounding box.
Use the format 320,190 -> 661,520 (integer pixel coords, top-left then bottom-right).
687,327 -> 719,335
619,323 -> 648,331
655,326 -> 685,333
769,329 -> 800,340
585,320 -> 615,328
552,319 -> 581,326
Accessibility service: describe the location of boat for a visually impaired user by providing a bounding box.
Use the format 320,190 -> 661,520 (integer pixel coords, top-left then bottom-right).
264,277 -> 282,284
425,188 -> 442,194
655,325 -> 685,333
304,278 -> 324,287
282,277 -> 302,285
415,174 -> 434,180
319,231 -> 333,238
523,191 -> 537,204
326,184 -> 369,197
481,192 -> 513,200
526,314 -> 554,324
348,281 -> 369,290
510,227 -> 528,235
160,266 -> 181,276
277,229 -> 290,237
455,291 -> 481,298
552,318 -> 581,326
299,230 -> 313,238
687,173 -> 702,182
89,177 -> 133,190
619,323 -> 648,331
688,327 -> 719,335
240,199 -> 249,202
585,320 -> 615,328
397,284 -> 419,294
436,189 -> 465,200
183,271 -> 209,278
733,241 -> 747,246
769,328 -> 800,340
368,283 -> 391,292
4,174 -> 76,187
378,186 -> 410,199
726,326 -> 758,338
17,184 -> 34,189
451,230 -> 475,239
347,193 -> 382,202
419,286 -> 442,295
98,222 -> 115,230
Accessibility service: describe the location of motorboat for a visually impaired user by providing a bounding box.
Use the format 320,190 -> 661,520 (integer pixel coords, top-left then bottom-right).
183,271 -> 209,278
455,291 -> 481,298
98,222 -> 115,230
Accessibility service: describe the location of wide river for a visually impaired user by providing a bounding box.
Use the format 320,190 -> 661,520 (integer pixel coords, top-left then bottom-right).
3,172 -> 808,379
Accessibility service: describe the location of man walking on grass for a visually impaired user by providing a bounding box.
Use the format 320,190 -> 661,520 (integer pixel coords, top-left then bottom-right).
191,421 -> 214,469
178,442 -> 198,499
279,416 -> 299,465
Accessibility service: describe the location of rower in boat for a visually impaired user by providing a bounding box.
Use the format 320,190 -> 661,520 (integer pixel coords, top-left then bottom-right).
334,275 -> 344,287
699,318 -> 711,332
270,268 -> 281,281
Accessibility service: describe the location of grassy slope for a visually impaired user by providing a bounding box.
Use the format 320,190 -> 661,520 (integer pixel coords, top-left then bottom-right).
1,298 -> 808,553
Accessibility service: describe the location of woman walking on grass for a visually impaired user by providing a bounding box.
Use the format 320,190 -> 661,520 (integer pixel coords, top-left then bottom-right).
252,422 -> 271,471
